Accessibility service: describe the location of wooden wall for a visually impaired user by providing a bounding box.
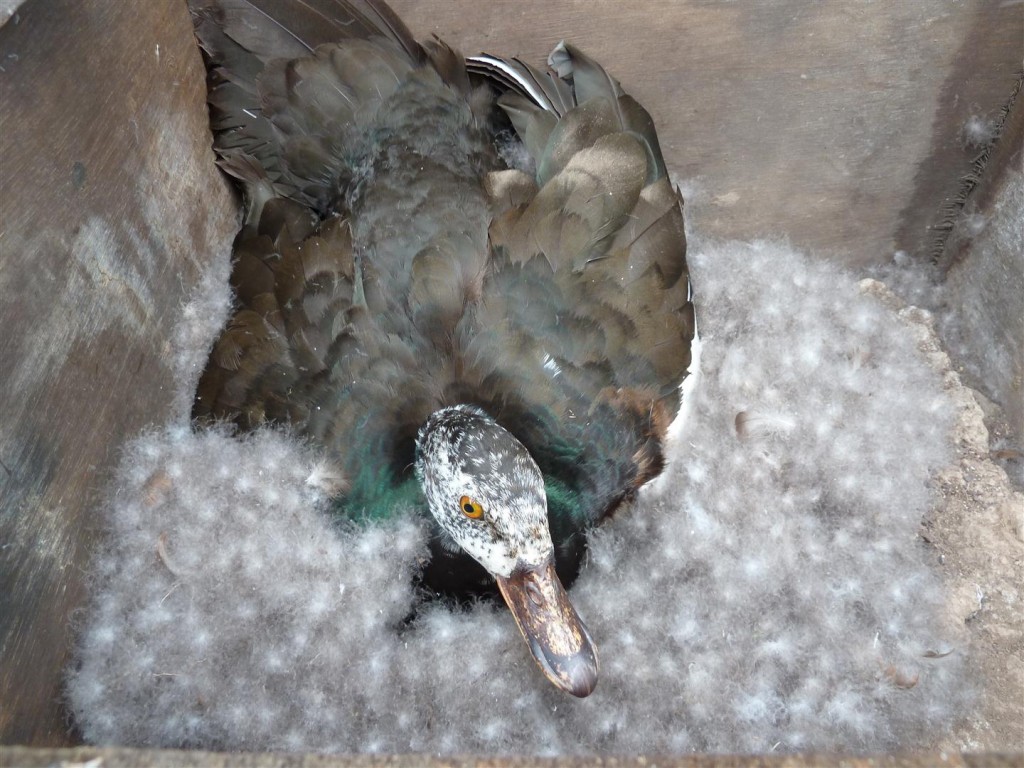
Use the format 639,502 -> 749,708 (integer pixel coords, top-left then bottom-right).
1,0 -> 1020,747
0,0 -> 238,745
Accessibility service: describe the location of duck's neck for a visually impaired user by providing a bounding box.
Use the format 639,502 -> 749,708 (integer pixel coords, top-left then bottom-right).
332,464 -> 423,523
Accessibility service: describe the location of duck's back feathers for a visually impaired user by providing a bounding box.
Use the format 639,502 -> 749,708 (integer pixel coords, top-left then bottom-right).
190,1 -> 694,593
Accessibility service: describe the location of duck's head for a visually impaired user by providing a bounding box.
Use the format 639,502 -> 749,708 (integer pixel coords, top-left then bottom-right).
415,404 -> 599,697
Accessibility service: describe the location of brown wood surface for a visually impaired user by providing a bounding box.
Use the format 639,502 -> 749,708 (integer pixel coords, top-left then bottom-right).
0,0 -> 237,746
3,745 -> 1022,768
0,0 -> 1021,752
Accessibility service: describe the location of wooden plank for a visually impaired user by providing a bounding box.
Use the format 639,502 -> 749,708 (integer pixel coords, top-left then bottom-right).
0,0 -> 237,746
4,745 -> 1019,768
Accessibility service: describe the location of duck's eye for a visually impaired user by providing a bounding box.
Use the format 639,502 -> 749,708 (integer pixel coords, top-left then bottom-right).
459,495 -> 484,519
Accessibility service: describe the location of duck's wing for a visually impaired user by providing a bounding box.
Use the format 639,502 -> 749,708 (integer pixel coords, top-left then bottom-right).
190,1 -> 496,516
468,44 -> 696,523
190,0 -> 418,430
189,0 -> 424,215
193,198 -> 344,428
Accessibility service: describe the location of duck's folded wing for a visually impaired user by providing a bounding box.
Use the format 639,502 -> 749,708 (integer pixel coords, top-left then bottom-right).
477,43 -> 694,427
194,200 -> 354,427
470,44 -> 696,519
188,0 -> 424,214
189,0 -> 478,468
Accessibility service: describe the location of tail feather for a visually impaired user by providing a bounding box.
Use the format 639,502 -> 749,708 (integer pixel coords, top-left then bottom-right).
467,54 -> 575,115
546,42 -> 624,105
422,38 -> 472,95
547,42 -> 667,182
474,42 -> 668,186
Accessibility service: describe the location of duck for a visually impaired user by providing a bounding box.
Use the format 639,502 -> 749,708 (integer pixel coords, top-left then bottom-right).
189,0 -> 696,698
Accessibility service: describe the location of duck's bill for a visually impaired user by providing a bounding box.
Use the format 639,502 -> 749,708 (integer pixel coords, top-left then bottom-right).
495,558 -> 599,697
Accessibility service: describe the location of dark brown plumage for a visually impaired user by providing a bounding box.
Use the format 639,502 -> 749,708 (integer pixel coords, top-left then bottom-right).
190,0 -> 694,617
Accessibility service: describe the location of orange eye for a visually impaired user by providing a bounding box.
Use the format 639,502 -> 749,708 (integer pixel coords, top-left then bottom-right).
459,495 -> 484,519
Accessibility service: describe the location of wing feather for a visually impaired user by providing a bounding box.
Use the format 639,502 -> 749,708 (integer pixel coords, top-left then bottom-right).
475,40 -> 695,517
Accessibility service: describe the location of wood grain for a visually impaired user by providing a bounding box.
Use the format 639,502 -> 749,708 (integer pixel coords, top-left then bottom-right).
1,744 -> 1017,768
0,0 -> 237,746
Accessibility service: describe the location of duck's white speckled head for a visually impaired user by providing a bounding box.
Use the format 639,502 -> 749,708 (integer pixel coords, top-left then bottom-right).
415,404 -> 550,578
415,404 -> 599,697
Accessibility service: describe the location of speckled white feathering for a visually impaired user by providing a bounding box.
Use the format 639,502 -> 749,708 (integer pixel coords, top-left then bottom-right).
68,236 -> 970,754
